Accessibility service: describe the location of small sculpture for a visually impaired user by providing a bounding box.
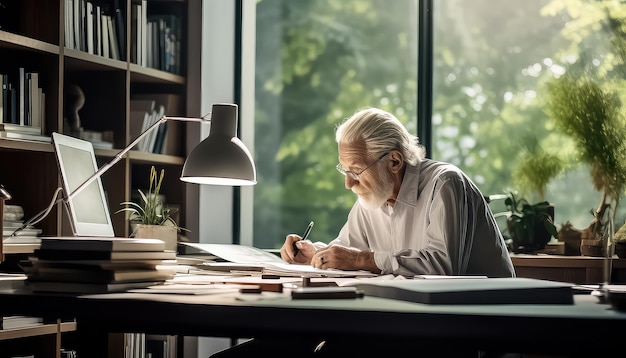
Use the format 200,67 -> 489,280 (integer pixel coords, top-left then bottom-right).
64,84 -> 85,133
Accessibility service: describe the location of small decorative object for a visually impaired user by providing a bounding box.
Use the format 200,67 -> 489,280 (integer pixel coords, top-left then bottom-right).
64,84 -> 85,133
493,191 -> 557,254
116,166 -> 186,251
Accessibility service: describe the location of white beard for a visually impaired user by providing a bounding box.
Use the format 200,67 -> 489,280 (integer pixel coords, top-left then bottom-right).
356,169 -> 394,211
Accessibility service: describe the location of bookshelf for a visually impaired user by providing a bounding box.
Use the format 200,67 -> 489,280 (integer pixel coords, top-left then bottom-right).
0,320 -> 77,358
0,0 -> 190,239
0,0 -> 193,356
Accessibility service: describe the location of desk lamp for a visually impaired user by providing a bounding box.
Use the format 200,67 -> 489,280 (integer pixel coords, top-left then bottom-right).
11,103 -> 256,236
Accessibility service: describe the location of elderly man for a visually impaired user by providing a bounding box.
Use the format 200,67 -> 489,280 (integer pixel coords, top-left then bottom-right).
281,107 -> 515,278
212,107 -> 514,358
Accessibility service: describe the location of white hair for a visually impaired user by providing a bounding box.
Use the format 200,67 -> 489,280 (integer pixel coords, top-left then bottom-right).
335,107 -> 425,165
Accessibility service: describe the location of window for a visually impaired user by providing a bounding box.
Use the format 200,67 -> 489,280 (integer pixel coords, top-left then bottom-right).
253,0 -> 419,248
250,0 -> 626,249
432,0 -> 626,235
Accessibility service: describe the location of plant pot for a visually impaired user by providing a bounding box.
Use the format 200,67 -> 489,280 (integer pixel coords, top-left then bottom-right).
615,243 -> 626,259
507,203 -> 555,254
558,222 -> 582,256
580,238 -> 605,257
133,224 -> 178,252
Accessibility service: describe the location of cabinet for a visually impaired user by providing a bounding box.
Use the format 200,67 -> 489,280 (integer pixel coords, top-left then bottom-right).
0,320 -> 77,358
0,0 -> 190,240
511,254 -> 626,284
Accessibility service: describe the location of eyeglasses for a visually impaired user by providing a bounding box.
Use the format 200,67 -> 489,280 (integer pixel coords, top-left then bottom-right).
336,152 -> 389,181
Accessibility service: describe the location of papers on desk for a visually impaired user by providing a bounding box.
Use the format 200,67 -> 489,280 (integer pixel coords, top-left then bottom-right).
178,242 -> 377,278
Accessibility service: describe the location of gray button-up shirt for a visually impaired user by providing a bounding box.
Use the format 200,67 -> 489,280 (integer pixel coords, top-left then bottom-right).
324,159 -> 515,277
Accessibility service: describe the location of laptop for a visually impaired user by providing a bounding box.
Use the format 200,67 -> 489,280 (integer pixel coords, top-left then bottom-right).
51,132 -> 115,237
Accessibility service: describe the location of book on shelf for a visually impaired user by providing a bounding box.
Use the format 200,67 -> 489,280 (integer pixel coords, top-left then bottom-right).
0,130 -> 51,142
39,237 -> 167,252
26,279 -> 162,294
0,73 -> 6,123
32,248 -> 176,261
132,93 -> 183,155
0,123 -> 42,135
1,315 -> 43,330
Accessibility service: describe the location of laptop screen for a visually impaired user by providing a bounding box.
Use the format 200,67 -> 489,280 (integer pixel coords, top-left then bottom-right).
51,132 -> 115,237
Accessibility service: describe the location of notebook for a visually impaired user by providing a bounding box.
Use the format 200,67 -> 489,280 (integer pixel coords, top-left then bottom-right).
51,132 -> 115,237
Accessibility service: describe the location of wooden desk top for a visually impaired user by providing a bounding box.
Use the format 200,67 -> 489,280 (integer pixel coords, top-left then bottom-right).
511,254 -> 626,268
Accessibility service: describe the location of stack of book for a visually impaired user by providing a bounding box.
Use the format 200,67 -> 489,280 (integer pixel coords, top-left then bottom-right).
0,123 -> 49,143
1,315 -> 43,330
25,237 -> 176,294
3,204 -> 41,248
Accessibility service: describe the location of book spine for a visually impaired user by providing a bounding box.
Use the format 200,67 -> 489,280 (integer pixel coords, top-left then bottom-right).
0,74 -> 5,123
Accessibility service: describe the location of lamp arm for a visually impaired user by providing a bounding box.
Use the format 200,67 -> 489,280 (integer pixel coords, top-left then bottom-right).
65,115 -> 209,203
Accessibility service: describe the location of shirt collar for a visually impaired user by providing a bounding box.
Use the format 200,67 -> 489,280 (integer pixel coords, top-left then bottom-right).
394,160 -> 422,207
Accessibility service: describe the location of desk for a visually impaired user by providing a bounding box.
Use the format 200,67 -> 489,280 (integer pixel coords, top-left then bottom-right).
0,287 -> 625,357
511,254 -> 626,284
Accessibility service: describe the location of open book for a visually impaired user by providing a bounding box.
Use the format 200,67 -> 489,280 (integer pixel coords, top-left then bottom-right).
178,242 -> 377,278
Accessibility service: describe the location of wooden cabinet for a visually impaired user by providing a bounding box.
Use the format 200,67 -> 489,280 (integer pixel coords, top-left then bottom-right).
511,254 -> 626,284
0,320 -> 77,358
0,0 -> 190,239
1,0 -> 194,356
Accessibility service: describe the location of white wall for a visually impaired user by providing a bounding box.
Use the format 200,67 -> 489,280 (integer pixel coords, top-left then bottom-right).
185,0 -> 256,356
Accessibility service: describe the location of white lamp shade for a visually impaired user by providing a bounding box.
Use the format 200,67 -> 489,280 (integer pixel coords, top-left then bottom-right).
180,104 -> 257,186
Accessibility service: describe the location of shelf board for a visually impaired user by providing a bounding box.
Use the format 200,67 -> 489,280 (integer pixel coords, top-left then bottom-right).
128,150 -> 185,165
0,139 -> 53,153
64,48 -> 128,71
0,321 -> 77,341
0,31 -> 59,54
129,63 -> 185,84
93,148 -> 184,165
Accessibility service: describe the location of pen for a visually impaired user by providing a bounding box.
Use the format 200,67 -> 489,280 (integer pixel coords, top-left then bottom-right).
294,221 -> 314,256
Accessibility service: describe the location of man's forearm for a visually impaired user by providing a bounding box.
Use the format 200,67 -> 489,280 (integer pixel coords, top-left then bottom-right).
356,251 -> 381,274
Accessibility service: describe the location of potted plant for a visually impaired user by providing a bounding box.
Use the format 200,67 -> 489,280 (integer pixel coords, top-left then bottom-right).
116,166 -> 186,251
544,18 -> 626,257
491,136 -> 564,254
493,191 -> 558,254
545,73 -> 626,257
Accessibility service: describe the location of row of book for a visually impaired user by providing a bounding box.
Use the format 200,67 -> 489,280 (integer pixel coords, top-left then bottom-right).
62,0 -> 182,75
0,70 -> 46,134
130,94 -> 182,155
24,237 -> 176,294
64,0 -> 125,61
131,1 -> 183,74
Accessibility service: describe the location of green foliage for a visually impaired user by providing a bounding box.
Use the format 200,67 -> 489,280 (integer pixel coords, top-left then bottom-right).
545,74 -> 626,201
513,136 -> 566,201
494,192 -> 557,253
116,166 -> 185,231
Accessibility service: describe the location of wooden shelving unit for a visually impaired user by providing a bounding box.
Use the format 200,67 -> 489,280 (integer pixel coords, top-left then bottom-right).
0,0 -> 190,239
0,0 -> 193,356
0,320 -> 77,358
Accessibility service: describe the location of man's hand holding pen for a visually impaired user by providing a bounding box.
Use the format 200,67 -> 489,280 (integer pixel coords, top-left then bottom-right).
281,221 -> 315,263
